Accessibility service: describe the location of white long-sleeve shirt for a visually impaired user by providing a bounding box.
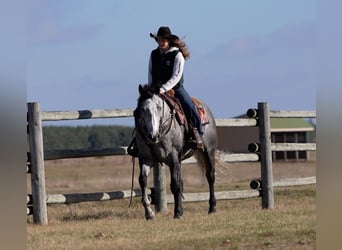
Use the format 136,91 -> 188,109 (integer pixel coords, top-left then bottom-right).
148,46 -> 185,93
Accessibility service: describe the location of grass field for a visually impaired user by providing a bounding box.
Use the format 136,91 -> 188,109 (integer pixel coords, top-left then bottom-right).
27,156 -> 316,249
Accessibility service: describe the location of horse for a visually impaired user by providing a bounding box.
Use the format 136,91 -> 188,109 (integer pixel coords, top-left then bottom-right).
133,84 -> 217,219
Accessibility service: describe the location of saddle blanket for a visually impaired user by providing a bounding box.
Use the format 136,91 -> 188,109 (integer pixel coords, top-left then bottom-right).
191,97 -> 209,125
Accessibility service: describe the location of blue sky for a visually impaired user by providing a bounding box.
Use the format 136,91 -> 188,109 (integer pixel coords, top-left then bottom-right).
27,1 -> 316,126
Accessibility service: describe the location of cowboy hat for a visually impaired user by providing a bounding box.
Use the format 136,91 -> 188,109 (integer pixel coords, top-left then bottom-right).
149,26 -> 179,41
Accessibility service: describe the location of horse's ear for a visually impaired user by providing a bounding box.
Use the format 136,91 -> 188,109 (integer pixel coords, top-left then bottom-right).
138,84 -> 143,94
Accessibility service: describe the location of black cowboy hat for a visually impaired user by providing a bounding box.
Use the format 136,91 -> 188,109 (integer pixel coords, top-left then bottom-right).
150,26 -> 179,41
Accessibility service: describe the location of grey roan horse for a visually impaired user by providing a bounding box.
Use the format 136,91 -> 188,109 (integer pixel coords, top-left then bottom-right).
134,84 -> 217,219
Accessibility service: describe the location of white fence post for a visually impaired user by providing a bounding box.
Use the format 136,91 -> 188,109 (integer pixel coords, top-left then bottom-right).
27,102 -> 48,224
258,102 -> 274,209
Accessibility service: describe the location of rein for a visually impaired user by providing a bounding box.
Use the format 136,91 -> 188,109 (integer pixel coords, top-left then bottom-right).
128,156 -> 136,208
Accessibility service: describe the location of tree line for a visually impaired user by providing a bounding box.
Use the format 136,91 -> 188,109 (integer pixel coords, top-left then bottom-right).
43,125 -> 134,150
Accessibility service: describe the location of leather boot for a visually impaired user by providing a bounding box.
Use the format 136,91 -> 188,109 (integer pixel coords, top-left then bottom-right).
127,137 -> 138,157
192,128 -> 204,150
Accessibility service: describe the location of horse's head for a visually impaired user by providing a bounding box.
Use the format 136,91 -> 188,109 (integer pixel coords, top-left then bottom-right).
134,84 -> 164,143
138,84 -> 160,102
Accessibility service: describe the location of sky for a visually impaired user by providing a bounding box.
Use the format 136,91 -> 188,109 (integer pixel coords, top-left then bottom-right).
27,0 -> 317,126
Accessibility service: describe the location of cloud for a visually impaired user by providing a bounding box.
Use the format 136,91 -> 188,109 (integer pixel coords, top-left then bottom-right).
197,20 -> 316,82
28,0 -> 103,47
28,22 -> 103,47
208,21 -> 316,59
189,20 -> 316,116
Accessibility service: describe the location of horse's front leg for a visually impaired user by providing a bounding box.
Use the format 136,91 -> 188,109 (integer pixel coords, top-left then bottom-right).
139,163 -> 155,220
169,162 -> 184,219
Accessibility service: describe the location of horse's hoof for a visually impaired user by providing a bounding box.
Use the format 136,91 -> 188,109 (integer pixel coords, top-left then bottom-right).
173,209 -> 183,219
208,207 -> 217,214
145,211 -> 155,220
145,214 -> 155,220
173,215 -> 183,220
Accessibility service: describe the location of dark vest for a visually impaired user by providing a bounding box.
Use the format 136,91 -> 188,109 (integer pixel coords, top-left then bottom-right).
150,48 -> 184,89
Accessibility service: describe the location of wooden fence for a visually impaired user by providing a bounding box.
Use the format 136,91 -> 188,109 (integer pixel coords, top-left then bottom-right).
27,102 -> 316,225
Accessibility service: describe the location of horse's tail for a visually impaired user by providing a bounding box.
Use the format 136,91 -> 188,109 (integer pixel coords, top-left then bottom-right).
194,149 -> 230,177
215,150 -> 229,171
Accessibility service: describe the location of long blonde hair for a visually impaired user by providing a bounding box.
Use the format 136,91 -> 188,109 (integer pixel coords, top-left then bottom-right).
170,38 -> 190,60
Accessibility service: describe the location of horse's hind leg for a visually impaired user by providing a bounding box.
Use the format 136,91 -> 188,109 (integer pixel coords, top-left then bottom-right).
206,150 -> 217,213
199,149 -> 217,214
139,163 -> 155,220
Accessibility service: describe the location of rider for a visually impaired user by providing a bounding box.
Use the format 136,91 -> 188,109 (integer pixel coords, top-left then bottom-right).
148,26 -> 204,149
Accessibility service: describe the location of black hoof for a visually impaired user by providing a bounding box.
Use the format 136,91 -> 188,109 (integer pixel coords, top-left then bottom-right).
174,210 -> 183,219
173,215 -> 183,219
145,215 -> 155,220
208,207 -> 216,214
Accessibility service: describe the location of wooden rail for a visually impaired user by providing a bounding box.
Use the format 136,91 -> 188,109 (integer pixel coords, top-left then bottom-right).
46,189 -> 144,204
41,109 -> 134,121
269,110 -> 316,118
26,176 -> 315,209
42,189 -> 260,205
271,143 -> 316,151
273,176 -> 316,187
215,118 -> 257,127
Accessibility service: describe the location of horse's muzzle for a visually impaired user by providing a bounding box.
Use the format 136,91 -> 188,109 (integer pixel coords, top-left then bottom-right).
147,133 -> 159,143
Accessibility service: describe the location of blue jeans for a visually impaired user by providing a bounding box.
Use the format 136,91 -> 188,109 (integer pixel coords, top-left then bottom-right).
174,86 -> 203,136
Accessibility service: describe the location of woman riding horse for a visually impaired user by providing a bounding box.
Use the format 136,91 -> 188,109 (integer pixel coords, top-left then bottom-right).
129,27 -> 217,219
148,26 -> 204,149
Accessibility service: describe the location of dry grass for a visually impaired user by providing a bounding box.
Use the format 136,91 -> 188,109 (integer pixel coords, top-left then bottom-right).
27,156 -> 316,249
27,155 -> 316,194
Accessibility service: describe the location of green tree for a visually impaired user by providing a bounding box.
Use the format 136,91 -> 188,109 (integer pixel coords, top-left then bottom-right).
43,125 -> 134,150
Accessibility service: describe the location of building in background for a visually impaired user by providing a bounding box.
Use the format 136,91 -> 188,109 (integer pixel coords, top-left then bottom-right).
216,116 -> 315,161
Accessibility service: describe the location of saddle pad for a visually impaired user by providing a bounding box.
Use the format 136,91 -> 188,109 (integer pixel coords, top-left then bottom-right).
191,97 -> 209,125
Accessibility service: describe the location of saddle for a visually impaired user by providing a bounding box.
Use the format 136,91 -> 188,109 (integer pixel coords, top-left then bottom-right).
160,90 -> 209,133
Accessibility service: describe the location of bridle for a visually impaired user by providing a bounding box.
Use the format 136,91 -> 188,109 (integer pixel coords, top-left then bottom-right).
137,94 -> 175,145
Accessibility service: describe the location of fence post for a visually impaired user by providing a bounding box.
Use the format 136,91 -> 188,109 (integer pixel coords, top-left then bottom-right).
153,163 -> 167,212
27,102 -> 48,224
258,102 -> 274,209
